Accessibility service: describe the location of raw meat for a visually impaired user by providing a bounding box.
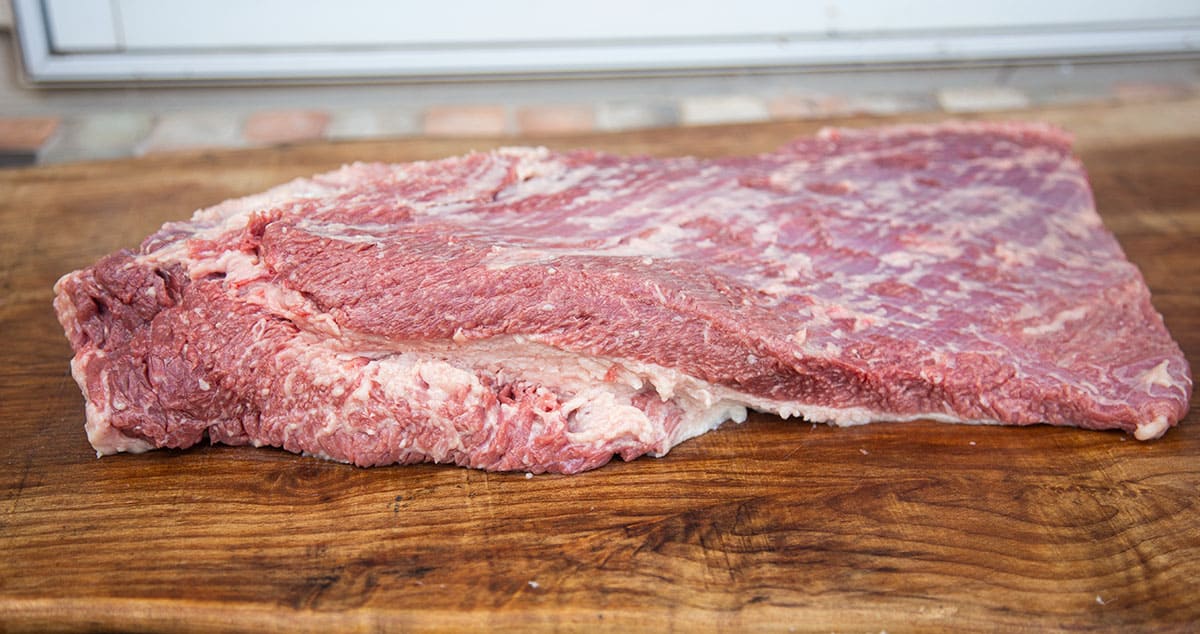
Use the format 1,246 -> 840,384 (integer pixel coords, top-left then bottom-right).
54,122 -> 1191,473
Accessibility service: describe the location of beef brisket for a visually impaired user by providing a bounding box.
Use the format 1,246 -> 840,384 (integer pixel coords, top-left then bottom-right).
54,122 -> 1192,473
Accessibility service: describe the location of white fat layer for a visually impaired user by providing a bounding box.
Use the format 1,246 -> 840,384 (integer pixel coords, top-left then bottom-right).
188,249 -> 262,284
334,335 -> 1005,442
161,241 -> 343,338
1140,360 -> 1175,390
1135,416 -> 1170,441
240,280 -> 341,337
301,335 -> 752,457
483,222 -> 693,270
1021,306 -> 1089,336
290,219 -> 394,244
559,388 -> 658,445
187,328 -> 752,462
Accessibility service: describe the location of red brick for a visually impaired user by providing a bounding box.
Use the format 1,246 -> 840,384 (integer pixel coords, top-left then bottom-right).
1113,82 -> 1191,104
243,110 -> 330,145
138,111 -> 242,155
516,105 -> 595,135
767,95 -> 853,120
937,87 -> 1031,113
423,106 -> 509,137
0,116 -> 60,151
680,96 -> 768,125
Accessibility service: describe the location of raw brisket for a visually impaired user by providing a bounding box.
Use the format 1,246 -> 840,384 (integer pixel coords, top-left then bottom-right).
54,122 -> 1191,473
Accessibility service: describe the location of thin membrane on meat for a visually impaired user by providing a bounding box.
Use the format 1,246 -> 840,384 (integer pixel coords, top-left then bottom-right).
53,122 -> 1192,473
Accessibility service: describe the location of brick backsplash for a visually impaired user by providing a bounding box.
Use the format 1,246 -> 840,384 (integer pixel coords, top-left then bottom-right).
4,74 -> 1197,168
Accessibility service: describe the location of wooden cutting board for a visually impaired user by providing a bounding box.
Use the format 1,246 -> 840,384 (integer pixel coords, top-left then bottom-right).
2,98 -> 1198,633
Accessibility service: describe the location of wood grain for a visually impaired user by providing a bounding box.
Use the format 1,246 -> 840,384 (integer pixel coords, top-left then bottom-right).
2,98 -> 1198,633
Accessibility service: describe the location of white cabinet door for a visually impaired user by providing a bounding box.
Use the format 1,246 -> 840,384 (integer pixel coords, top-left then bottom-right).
17,0 -> 1200,82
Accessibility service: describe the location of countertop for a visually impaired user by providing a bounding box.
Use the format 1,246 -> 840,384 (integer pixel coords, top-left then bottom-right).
2,98 -> 1198,632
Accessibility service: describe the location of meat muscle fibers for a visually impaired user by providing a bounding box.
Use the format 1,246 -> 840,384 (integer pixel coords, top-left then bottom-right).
54,122 -> 1192,473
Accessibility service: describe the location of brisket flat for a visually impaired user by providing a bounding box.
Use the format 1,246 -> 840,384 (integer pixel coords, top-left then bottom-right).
54,122 -> 1192,473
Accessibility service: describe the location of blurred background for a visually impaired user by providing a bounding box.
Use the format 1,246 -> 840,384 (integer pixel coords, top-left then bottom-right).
1,0 -> 1198,167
